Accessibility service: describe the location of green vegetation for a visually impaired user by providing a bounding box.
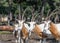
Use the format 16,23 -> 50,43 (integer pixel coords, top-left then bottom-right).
0,0 -> 60,22
0,31 -> 12,34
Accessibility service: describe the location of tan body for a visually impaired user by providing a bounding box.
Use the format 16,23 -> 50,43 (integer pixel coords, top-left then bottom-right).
21,24 -> 29,39
49,22 -> 60,40
32,24 -> 47,38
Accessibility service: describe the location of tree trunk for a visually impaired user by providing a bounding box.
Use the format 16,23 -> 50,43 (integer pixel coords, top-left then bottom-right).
9,0 -> 13,20
8,0 -> 13,26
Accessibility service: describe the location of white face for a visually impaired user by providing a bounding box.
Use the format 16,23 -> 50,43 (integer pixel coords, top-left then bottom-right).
42,20 -> 52,34
26,22 -> 36,31
43,20 -> 51,29
17,20 -> 25,28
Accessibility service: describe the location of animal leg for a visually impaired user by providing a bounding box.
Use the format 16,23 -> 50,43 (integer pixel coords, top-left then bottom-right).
15,38 -> 18,43
21,39 -> 24,43
58,40 -> 60,43
39,39 -> 42,43
25,38 -> 29,43
17,30 -> 21,43
18,37 -> 21,43
42,38 -> 46,43
28,31 -> 31,39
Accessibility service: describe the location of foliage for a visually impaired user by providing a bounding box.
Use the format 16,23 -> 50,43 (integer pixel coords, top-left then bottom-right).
0,0 -> 60,21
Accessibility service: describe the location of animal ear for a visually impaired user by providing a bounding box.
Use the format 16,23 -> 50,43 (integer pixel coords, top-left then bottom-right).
17,20 -> 21,23
14,24 -> 18,27
21,20 -> 25,23
22,20 -> 25,22
48,20 -> 51,23
27,22 -> 31,24
34,22 -> 36,24
32,22 -> 36,23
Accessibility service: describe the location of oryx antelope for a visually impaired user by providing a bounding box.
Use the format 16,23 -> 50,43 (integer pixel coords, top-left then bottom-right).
43,20 -> 60,43
13,20 -> 25,43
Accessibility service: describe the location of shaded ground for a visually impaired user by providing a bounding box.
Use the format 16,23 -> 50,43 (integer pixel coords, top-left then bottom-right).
0,32 -> 58,43
0,34 -> 14,43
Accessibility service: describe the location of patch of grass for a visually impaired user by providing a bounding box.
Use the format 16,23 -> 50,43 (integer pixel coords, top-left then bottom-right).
0,31 -> 12,34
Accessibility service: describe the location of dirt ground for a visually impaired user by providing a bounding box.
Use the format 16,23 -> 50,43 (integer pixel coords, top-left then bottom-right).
0,33 -> 58,43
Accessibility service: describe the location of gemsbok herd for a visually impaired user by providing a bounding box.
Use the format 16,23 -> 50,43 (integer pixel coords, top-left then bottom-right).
12,19 -> 60,43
